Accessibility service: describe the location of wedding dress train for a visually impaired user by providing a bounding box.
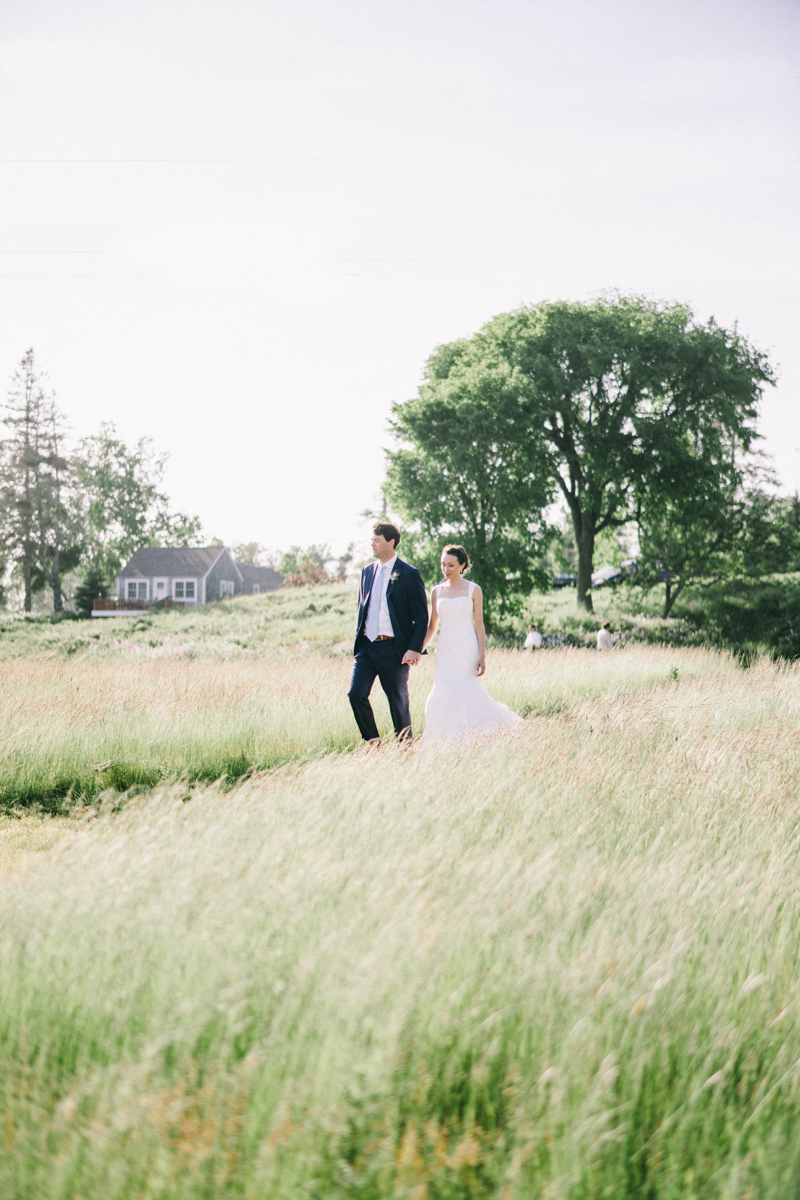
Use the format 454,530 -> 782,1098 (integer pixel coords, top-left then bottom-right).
421,583 -> 523,742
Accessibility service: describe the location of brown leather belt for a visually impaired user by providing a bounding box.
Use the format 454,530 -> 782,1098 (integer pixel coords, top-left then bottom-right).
373,635 -> 394,641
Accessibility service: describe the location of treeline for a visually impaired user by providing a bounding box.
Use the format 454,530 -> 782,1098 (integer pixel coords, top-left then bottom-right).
275,543 -> 355,587
0,350 -> 202,612
385,293 -> 794,620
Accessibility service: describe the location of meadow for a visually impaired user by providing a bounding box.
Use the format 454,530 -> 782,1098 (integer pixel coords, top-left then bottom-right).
0,583 -> 713,810
2,586 -> 800,1197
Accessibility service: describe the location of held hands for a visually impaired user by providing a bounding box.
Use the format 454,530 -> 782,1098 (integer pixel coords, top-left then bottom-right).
477,657 -> 486,677
402,650 -> 422,666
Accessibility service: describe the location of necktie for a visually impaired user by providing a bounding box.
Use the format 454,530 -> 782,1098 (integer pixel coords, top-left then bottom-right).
365,563 -> 387,641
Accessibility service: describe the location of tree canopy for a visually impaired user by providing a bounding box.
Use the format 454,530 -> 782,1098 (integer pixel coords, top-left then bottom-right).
389,295 -> 776,613
0,353 -> 203,612
634,455 -> 800,617
385,341 -> 553,621
72,422 -> 203,581
485,294 -> 774,608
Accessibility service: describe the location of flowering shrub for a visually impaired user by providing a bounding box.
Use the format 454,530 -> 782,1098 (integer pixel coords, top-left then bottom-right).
281,564 -> 332,588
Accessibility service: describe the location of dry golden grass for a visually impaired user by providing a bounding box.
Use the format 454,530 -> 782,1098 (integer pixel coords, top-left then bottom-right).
0,812 -> 75,860
0,643 -> 737,808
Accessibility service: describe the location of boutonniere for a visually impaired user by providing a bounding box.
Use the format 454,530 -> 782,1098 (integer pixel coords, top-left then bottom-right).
389,571 -> 401,584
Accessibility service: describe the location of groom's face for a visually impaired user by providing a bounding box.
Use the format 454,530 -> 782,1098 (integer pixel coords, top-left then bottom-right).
371,533 -> 395,559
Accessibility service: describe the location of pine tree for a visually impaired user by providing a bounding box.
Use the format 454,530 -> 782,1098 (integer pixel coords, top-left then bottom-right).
74,567 -> 108,619
0,350 -> 41,610
0,350 -> 80,611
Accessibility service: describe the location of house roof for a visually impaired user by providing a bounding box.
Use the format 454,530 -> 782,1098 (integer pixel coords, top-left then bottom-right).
119,546 -> 228,579
237,563 -> 284,589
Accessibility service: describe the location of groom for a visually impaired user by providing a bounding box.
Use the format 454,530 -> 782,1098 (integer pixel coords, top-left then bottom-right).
348,521 -> 429,743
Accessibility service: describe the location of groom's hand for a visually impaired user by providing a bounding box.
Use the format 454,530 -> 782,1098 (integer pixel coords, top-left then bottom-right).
402,650 -> 422,666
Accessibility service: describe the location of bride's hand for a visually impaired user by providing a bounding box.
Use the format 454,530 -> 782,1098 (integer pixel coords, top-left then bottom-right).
477,657 -> 486,677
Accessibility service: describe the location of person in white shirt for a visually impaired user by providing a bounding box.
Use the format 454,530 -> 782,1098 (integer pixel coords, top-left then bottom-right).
524,624 -> 543,650
348,521 -> 429,744
596,621 -> 614,650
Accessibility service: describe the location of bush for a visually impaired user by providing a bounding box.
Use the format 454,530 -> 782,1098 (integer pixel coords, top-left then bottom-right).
48,610 -> 80,625
675,574 -> 800,659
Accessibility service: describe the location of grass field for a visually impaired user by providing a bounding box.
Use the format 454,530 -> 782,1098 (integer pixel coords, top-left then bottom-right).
2,587 -> 800,1196
0,584 -> 723,810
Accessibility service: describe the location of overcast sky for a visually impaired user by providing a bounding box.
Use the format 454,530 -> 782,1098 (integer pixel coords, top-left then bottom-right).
0,0 -> 797,558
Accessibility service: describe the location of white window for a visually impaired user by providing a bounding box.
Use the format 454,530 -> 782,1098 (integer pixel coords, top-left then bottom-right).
252,584 -> 260,594
173,580 -> 196,602
126,580 -> 148,600
220,579 -> 234,598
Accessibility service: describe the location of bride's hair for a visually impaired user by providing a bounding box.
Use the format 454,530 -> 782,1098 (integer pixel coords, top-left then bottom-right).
442,544 -> 470,573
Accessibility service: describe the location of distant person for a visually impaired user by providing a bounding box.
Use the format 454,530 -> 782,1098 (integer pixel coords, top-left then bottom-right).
524,624 -> 543,650
596,621 -> 614,650
348,522 -> 429,744
419,545 -> 523,742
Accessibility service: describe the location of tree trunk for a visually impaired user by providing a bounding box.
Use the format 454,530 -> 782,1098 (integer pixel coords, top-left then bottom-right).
574,512 -> 596,612
662,579 -> 684,619
473,522 -> 491,631
51,547 -> 62,612
23,559 -> 32,612
22,473 -> 34,612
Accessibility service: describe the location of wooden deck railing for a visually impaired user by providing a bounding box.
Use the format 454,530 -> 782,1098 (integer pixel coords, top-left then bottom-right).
92,598 -> 186,612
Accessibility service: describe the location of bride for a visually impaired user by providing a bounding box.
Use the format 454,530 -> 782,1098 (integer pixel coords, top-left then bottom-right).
420,544 -> 523,742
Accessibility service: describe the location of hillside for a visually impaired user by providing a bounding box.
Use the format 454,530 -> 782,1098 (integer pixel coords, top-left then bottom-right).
9,570 -> 800,663
0,584 -> 359,661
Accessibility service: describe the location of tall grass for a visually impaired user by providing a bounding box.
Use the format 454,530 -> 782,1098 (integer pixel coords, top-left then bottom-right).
0,646 -> 735,808
2,652 -> 800,1196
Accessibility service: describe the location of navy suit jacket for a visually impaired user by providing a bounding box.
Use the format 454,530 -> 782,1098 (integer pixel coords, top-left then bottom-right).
354,557 -> 429,660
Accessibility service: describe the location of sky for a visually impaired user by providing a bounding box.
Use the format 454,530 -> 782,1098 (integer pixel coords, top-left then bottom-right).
0,0 -> 797,560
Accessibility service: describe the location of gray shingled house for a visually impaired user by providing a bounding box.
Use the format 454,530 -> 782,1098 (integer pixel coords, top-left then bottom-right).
91,547 -> 284,615
115,546 -> 242,607
237,563 -> 284,594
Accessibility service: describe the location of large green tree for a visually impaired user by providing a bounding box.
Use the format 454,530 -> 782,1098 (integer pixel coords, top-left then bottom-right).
72,423 -> 203,581
480,295 -> 775,609
385,343 -> 553,622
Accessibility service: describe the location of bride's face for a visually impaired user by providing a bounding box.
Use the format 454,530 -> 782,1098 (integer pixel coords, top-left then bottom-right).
440,554 -> 462,582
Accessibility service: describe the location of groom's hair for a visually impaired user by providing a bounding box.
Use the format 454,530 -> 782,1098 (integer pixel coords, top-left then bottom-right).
373,521 -> 401,549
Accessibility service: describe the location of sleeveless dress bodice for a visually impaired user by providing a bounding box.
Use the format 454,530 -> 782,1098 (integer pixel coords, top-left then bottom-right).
421,584 -> 523,742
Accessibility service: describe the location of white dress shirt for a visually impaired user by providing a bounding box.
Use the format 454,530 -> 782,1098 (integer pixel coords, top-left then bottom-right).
365,554 -> 397,641
596,628 -> 614,650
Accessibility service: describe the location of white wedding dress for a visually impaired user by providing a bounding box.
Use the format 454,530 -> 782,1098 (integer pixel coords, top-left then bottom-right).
421,582 -> 523,743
